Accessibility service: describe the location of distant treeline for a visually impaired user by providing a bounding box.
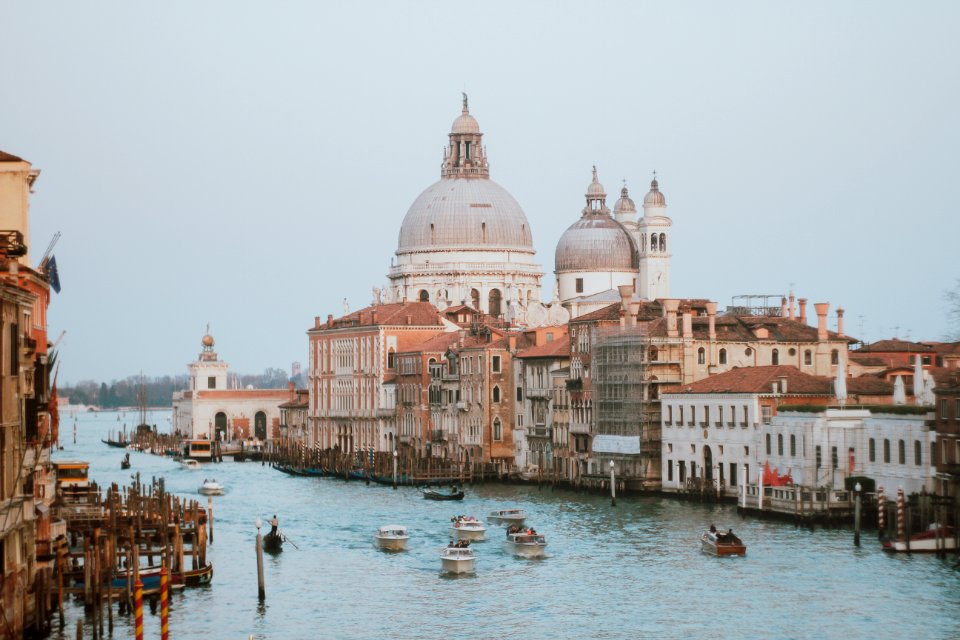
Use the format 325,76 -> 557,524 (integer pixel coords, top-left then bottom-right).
62,368 -> 302,408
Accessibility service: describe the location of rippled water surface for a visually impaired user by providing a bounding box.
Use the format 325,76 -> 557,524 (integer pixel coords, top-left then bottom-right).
52,411 -> 960,639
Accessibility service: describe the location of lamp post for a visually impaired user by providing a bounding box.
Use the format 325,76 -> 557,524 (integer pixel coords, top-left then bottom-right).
255,518 -> 265,600
609,460 -> 616,507
854,482 -> 862,547
392,450 -> 398,490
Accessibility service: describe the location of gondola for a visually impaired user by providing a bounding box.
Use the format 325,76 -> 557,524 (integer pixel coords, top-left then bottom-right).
120,453 -> 131,469
263,530 -> 284,553
422,488 -> 465,501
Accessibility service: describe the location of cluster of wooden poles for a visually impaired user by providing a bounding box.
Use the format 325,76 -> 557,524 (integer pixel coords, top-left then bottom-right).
57,474 -> 213,639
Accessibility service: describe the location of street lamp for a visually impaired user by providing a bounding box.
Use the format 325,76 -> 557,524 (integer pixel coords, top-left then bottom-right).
609,460 -> 617,507
392,449 -> 399,490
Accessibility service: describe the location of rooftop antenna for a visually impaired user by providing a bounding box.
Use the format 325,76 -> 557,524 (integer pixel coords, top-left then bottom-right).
37,231 -> 61,269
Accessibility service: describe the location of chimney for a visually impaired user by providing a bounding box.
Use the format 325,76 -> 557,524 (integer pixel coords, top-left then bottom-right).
789,292 -> 796,320
628,303 -> 641,327
326,314 -> 333,329
508,335 -> 517,351
682,309 -> 692,339
814,303 -> 829,340
836,307 -> 845,337
405,314 -> 412,326
315,315 -> 321,329
458,329 -> 466,347
618,285 -> 633,315
798,298 -> 808,324
706,302 -> 717,340
780,297 -> 788,318
664,299 -> 680,338
371,310 -> 378,325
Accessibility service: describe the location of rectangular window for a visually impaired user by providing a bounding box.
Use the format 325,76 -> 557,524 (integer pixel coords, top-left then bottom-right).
516,387 -> 522,402
831,446 -> 838,468
667,460 -> 673,482
9,323 -> 19,375
777,434 -> 784,456
869,438 -> 876,462
883,439 -> 891,463
766,433 -> 771,455
790,435 -> 796,457
741,405 -> 749,427
898,440 -> 906,465
761,405 -> 772,425
955,399 -> 960,419
717,406 -> 723,427
679,406 -> 684,425
208,376 -> 216,389
729,463 -> 737,486
816,446 -> 822,469
914,440 -> 922,466
667,405 -> 673,426
492,355 -> 501,373
942,399 -> 949,418
517,414 -> 523,427
575,278 -> 584,293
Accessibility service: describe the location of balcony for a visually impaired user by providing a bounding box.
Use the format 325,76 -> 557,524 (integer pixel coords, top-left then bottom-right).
456,401 -> 467,411
527,426 -> 551,438
526,387 -> 552,399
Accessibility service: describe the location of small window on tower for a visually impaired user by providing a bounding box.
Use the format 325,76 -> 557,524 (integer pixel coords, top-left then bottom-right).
575,278 -> 584,293
208,376 -> 216,390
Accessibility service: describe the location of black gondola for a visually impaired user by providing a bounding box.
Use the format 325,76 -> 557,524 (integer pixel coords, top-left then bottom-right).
263,530 -> 284,553
121,453 -> 131,470
422,487 -> 465,501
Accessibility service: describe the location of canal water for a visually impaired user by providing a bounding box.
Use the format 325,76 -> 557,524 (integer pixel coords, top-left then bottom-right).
52,410 -> 960,639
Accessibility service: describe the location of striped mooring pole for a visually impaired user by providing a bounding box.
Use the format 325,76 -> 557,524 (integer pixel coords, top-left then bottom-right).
877,486 -> 885,539
896,487 -> 905,541
160,567 -> 169,640
134,579 -> 144,640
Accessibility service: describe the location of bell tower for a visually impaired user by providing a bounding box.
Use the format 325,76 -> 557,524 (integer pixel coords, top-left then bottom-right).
637,174 -> 672,300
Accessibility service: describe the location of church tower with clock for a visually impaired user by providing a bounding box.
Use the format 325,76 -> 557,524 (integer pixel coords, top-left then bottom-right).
636,175 -> 672,300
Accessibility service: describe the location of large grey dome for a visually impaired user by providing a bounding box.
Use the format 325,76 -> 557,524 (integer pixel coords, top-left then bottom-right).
397,178 -> 535,254
555,215 -> 639,272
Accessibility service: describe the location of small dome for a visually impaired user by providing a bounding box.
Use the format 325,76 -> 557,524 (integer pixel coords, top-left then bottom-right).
614,185 -> 636,215
643,178 -> 666,207
451,112 -> 480,134
586,166 -> 606,199
202,334 -> 215,348
555,216 -> 639,272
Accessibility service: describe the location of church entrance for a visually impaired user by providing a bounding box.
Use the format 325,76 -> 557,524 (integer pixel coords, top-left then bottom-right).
214,412 -> 227,441
255,411 -> 267,440
489,288 -> 502,317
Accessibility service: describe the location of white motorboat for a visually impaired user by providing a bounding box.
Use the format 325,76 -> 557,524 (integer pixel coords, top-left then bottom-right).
487,508 -> 526,527
450,516 -> 486,541
882,524 -> 957,553
198,478 -> 224,495
440,545 -> 475,574
374,525 -> 409,551
505,530 -> 547,558
181,459 -> 201,470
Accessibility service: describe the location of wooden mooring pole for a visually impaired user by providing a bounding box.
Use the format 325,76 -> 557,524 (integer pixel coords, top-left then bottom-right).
256,520 -> 266,600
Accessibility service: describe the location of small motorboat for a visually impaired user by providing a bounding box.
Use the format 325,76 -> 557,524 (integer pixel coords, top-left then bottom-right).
374,525 -> 410,551
487,509 -> 526,526
181,459 -> 201,470
120,453 -> 131,470
440,543 -> 475,575
450,516 -> 486,542
882,524 -> 957,553
504,527 -> 547,558
701,528 -> 746,557
422,487 -> 464,501
198,479 -> 224,496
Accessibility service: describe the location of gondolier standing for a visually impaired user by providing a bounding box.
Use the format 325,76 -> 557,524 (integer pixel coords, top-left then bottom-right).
270,515 -> 279,536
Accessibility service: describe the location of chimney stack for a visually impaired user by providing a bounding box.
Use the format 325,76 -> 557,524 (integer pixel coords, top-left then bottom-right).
326,314 -> 333,329
789,292 -> 796,320
664,299 -> 680,338
780,297 -> 788,318
798,298 -> 807,324
315,316 -> 321,329
371,310 -> 378,325
618,285 -> 633,315
706,302 -> 717,340
405,314 -> 412,326
628,303 -> 641,327
682,309 -> 693,339
508,335 -> 517,351
814,303 -> 830,340
836,307 -> 845,337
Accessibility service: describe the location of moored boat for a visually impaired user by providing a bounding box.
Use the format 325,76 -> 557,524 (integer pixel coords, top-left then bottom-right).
450,516 -> 486,541
701,528 -> 746,557
423,487 -> 465,501
487,508 -> 526,526
882,524 -> 957,553
504,527 -> 547,558
198,478 -> 224,495
374,525 -> 410,551
440,544 -> 475,574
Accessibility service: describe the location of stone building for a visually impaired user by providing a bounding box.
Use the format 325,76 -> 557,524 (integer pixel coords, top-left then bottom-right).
513,329 -> 569,477
934,372 -> 960,506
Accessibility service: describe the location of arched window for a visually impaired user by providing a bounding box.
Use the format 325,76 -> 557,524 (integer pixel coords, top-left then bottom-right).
493,417 -> 502,441
492,386 -> 501,403
719,348 -> 727,365
659,233 -> 666,252
648,347 -> 658,362
772,349 -> 779,366
387,349 -> 396,369
641,233 -> 646,252
883,439 -> 891,463
418,289 -> 429,302
765,433 -> 771,455
869,438 -> 876,462
831,349 -> 839,365
898,440 -> 906,464
650,235 -> 657,251
804,350 -> 812,365
488,288 -> 502,317
790,434 -> 796,457
697,347 -> 705,365
481,222 -> 487,243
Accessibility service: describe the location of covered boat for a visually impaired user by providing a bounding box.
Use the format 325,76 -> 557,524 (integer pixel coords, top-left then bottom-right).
882,524 -> 957,553
505,528 -> 547,558
374,525 -> 410,551
701,528 -> 746,557
487,509 -> 526,526
440,544 -> 475,575
450,516 -> 486,541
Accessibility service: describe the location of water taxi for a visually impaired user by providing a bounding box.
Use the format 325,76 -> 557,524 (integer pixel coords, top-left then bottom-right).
882,524 -> 957,553
181,459 -> 201,470
504,529 -> 547,558
184,439 -> 214,461
198,478 -> 224,495
52,460 -> 91,500
701,528 -> 746,556
487,508 -> 526,526
440,544 -> 475,574
450,516 -> 486,541
374,525 -> 410,551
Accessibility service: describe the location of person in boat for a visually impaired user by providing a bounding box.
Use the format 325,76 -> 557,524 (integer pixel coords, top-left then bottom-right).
448,540 -> 455,548
709,524 -> 717,534
270,515 -> 279,536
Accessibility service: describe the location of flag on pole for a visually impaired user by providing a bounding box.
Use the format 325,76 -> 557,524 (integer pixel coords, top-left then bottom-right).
46,255 -> 61,293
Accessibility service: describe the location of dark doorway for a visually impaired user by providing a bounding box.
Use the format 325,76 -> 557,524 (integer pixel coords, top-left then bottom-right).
255,411 -> 267,440
215,412 -> 227,441
703,445 -> 713,481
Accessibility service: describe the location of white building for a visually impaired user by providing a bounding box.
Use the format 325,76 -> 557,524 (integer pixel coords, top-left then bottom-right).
171,333 -> 291,442
386,96 -> 544,323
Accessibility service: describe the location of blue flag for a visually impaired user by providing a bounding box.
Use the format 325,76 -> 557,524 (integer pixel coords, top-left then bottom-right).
46,255 -> 61,293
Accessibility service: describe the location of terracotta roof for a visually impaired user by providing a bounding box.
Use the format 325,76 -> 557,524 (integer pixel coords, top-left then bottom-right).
397,331 -> 462,355
849,356 -> 888,367
516,335 -> 570,359
926,341 -> 960,356
856,339 -> 936,353
845,377 -> 893,394
673,366 -> 829,394
319,302 -> 442,329
0,151 -> 25,162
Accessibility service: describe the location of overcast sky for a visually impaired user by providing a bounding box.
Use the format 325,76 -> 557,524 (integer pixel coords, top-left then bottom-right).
3,2 -> 958,384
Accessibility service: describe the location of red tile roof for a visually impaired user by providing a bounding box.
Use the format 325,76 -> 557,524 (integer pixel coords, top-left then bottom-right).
397,331 -> 462,355
516,335 -> 571,359
0,151 -> 25,162
322,302 -> 442,329
849,355 -> 888,367
855,339 -> 936,353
